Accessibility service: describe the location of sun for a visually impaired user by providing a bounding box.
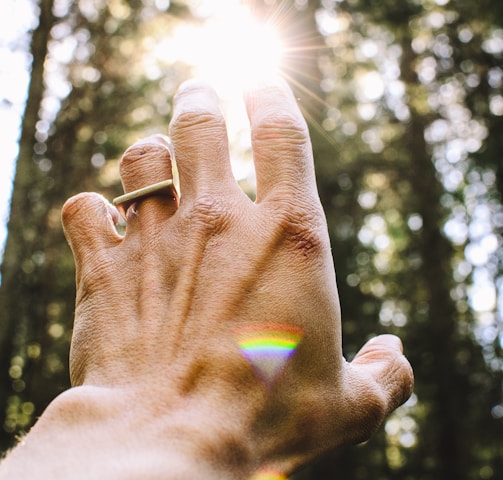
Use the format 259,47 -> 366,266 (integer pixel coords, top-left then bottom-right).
156,2 -> 285,97
198,8 -> 284,91
147,1 -> 288,187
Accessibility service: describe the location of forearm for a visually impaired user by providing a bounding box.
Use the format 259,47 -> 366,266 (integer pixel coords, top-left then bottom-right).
0,387 -> 249,480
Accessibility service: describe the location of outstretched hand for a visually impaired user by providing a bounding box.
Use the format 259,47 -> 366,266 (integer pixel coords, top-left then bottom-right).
55,78 -> 411,479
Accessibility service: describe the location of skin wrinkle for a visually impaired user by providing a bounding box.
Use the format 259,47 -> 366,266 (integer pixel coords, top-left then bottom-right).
120,144 -> 172,191
171,110 -> 227,134
269,203 -> 327,259
175,140 -> 232,194
251,140 -> 316,205
169,105 -> 229,159
251,114 -> 309,146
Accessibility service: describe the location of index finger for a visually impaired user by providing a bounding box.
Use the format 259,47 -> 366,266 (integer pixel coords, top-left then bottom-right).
244,77 -> 318,203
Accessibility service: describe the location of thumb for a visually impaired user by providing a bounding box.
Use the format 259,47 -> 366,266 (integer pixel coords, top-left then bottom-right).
61,192 -> 121,265
351,334 -> 414,414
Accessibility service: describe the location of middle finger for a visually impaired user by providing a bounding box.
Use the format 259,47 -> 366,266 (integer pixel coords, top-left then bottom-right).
169,80 -> 241,201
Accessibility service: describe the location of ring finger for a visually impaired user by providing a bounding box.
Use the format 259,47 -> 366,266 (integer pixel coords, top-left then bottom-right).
114,135 -> 179,228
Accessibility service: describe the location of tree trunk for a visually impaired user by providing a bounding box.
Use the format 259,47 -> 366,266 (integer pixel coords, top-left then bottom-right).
0,0 -> 55,451
400,39 -> 472,480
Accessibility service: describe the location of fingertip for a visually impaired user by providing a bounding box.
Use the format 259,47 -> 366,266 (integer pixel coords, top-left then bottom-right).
170,79 -> 224,133
61,192 -> 94,232
244,76 -> 301,126
363,334 -> 404,354
134,134 -> 172,150
62,192 -> 121,252
351,334 -> 414,410
176,78 -> 207,93
62,192 -> 111,223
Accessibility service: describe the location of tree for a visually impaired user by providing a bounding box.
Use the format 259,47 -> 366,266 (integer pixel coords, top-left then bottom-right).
0,0 -> 57,451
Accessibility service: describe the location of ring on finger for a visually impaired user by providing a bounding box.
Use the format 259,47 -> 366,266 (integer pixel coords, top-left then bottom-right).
112,180 -> 178,220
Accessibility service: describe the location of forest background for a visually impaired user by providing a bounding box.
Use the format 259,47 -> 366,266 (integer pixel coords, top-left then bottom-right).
0,0 -> 502,478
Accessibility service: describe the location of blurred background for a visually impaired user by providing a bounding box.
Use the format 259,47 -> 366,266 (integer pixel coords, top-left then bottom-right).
0,0 -> 502,478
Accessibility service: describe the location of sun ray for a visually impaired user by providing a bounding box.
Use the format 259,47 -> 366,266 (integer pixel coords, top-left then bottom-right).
150,0 -> 341,179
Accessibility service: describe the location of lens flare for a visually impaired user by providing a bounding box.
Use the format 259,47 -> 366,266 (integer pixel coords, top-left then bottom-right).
235,323 -> 303,386
249,469 -> 287,480
153,2 -> 284,97
193,5 -> 284,91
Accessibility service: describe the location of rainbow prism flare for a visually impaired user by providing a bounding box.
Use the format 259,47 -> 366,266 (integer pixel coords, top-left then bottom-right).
235,323 -> 304,386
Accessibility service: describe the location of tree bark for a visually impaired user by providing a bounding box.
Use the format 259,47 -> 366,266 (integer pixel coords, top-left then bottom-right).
0,0 -> 55,452
400,38 -> 472,480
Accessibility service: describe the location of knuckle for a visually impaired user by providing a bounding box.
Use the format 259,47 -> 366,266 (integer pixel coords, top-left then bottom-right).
358,340 -> 414,410
61,193 -> 105,233
61,192 -> 88,225
389,355 -> 415,408
120,144 -> 170,175
185,194 -> 234,236
348,383 -> 388,445
273,203 -> 327,258
252,111 -> 309,147
170,109 -> 226,139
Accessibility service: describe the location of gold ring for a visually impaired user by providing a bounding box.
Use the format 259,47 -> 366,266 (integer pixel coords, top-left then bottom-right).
112,180 -> 176,219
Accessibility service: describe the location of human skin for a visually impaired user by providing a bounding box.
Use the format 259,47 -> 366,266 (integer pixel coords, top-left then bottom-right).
0,78 -> 413,479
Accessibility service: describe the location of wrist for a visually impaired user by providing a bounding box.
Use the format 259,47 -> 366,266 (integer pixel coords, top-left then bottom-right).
1,386 -> 255,480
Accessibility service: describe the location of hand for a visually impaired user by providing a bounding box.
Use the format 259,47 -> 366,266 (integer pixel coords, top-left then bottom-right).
48,78 -> 412,478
